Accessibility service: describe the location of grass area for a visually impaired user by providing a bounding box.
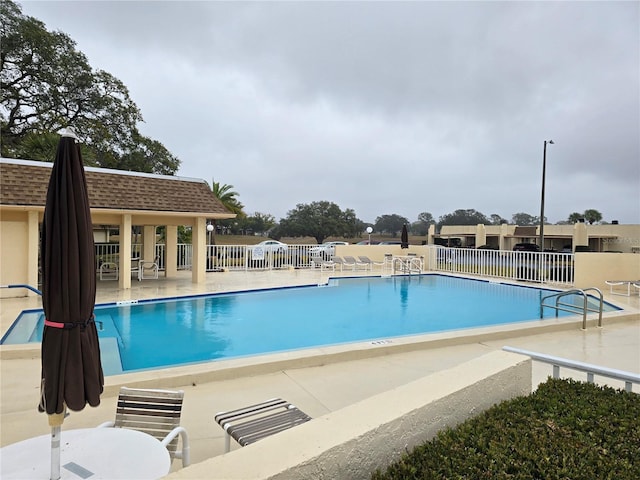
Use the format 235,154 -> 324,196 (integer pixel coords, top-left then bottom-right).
212,235 -> 316,245
211,234 -> 422,245
372,378 -> 640,480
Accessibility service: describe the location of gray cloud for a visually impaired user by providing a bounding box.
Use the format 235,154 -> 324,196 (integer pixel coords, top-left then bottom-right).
19,1 -> 639,224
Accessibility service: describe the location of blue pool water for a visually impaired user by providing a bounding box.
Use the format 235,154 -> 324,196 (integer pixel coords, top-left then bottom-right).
2,275 -> 617,375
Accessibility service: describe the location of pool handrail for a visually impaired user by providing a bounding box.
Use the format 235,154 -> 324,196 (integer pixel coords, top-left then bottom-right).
503,346 -> 640,393
0,284 -> 42,295
540,287 -> 603,329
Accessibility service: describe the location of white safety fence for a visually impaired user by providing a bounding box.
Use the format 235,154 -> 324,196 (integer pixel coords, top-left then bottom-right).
94,243 -> 575,286
430,246 -> 574,286
95,243 -> 324,273
206,244 -> 321,271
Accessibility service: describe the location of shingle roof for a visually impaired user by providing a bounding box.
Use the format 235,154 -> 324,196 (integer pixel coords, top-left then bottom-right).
513,226 -> 538,236
0,159 -> 232,216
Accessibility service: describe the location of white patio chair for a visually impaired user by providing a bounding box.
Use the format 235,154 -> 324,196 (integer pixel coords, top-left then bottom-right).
130,257 -> 140,280
98,387 -> 190,467
139,256 -> 160,280
98,261 -> 118,281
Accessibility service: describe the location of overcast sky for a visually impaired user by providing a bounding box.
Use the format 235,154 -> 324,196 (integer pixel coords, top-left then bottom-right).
19,1 -> 640,225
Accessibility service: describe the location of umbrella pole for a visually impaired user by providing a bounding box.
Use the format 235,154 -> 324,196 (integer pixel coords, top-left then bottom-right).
50,426 -> 61,480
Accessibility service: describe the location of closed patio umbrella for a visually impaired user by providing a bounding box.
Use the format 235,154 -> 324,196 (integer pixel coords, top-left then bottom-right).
39,130 -> 103,480
401,224 -> 409,249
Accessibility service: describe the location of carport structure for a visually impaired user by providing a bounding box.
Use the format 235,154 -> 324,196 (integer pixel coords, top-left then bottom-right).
0,158 -> 234,294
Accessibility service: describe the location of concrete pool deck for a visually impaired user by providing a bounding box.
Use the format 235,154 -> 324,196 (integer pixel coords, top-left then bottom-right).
1,269 -> 639,475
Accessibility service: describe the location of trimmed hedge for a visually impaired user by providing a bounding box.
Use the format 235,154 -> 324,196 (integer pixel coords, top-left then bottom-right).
372,378 -> 640,479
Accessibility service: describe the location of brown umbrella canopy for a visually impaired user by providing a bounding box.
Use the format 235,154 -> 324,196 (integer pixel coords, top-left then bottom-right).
39,136 -> 103,416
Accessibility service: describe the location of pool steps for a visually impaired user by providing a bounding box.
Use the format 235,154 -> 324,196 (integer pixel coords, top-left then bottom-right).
99,337 -> 123,375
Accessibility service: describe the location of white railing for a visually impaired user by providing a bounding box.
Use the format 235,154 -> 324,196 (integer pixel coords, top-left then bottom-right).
94,243 -> 575,286
178,244 -> 192,270
95,243 -> 322,272
503,346 -> 640,393
95,243 -> 165,270
431,247 -> 574,286
205,244 -> 320,271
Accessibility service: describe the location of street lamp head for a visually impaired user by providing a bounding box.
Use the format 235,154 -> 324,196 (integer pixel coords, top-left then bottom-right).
206,224 -> 214,232
366,226 -> 373,234
547,139 -> 554,145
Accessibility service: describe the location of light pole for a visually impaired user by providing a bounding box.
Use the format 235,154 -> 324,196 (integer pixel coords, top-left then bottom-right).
366,226 -> 373,245
206,223 -> 214,270
539,139 -> 554,251
206,223 -> 214,246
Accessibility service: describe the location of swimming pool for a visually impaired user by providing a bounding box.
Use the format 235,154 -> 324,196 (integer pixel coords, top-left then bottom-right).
2,275 -> 617,375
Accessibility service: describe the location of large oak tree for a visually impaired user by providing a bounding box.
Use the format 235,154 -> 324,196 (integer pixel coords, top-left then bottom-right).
0,0 -> 179,174
278,201 -> 363,244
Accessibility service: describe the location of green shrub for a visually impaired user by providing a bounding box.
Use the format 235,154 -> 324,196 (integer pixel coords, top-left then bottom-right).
372,378 -> 640,479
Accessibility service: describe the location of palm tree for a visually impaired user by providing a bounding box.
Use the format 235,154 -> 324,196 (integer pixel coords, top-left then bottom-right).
211,180 -> 244,214
208,179 -> 244,244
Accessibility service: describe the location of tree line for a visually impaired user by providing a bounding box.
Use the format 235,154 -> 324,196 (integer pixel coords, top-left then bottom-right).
214,196 -> 606,244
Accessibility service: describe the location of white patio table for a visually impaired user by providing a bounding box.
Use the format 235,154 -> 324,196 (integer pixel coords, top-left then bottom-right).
0,427 -> 171,479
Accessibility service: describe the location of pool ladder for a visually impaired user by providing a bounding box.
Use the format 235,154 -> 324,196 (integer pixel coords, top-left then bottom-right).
391,256 -> 423,275
540,288 -> 603,330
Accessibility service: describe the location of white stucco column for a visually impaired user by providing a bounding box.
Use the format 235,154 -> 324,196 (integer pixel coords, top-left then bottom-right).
143,225 -> 156,261
119,214 -> 132,289
165,225 -> 178,278
499,223 -> 509,251
27,210 -> 40,294
427,224 -> 435,245
573,221 -> 588,249
475,224 -> 486,248
192,217 -> 206,284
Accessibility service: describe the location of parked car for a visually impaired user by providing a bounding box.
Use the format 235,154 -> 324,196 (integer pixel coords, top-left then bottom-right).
512,243 -> 540,252
309,241 -> 348,258
253,240 -> 288,254
378,241 -> 402,245
355,240 -> 380,245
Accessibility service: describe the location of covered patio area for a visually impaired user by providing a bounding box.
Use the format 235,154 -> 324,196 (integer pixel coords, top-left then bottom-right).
0,158 -> 235,297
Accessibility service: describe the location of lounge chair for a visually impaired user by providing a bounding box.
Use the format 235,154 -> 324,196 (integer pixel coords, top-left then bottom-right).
343,255 -> 369,270
215,398 -> 312,453
605,280 -> 640,297
332,256 -> 356,271
358,256 -> 385,270
98,387 -> 190,467
311,256 -> 335,271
